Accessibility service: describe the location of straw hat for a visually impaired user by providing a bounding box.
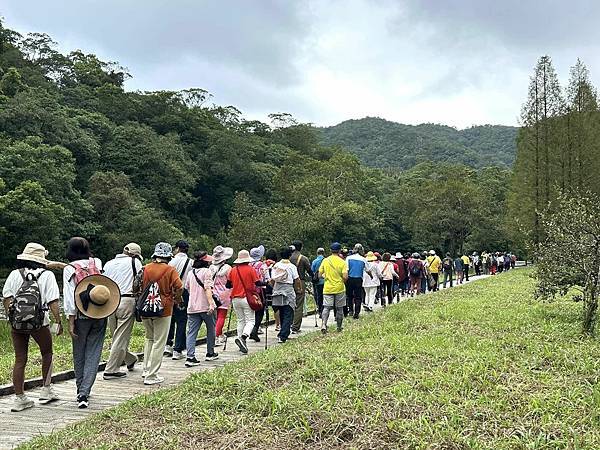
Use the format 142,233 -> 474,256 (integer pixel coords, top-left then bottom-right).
212,245 -> 234,265
233,249 -> 253,264
74,275 -> 121,319
17,243 -> 51,266
366,251 -> 377,262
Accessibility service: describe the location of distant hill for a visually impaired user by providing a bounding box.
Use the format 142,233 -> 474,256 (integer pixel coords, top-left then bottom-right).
319,117 -> 518,170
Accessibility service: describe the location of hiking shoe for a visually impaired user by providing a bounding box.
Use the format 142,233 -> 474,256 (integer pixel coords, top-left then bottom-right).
163,345 -> 173,357
11,394 -> 34,412
172,351 -> 185,360
144,376 -> 165,385
205,353 -> 219,361
39,385 -> 59,404
77,395 -> 89,409
235,337 -> 248,354
103,372 -> 127,380
249,333 -> 261,342
185,357 -> 202,367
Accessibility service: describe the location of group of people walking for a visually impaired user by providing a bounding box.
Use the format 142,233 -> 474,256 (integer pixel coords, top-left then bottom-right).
2,237 -> 516,413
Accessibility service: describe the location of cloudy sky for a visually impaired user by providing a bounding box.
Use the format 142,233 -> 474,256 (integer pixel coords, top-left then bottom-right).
3,0 -> 600,128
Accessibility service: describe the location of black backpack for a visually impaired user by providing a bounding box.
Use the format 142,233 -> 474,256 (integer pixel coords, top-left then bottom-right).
9,269 -> 45,331
410,261 -> 422,277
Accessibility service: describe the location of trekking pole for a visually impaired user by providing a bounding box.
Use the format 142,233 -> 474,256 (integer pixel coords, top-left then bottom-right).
264,294 -> 270,351
223,306 -> 233,351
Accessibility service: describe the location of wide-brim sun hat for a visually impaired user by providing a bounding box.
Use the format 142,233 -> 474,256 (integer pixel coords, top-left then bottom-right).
152,242 -> 173,259
212,245 -> 234,264
390,255 -> 397,261
250,245 -> 265,261
395,252 -> 403,259
366,251 -> 377,262
233,249 -> 254,264
74,275 -> 121,319
17,242 -> 51,266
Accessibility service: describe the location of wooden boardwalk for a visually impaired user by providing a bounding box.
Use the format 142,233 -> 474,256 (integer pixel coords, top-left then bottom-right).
0,273 -> 495,449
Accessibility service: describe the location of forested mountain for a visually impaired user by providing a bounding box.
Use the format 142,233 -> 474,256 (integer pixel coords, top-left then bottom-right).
320,117 -> 518,170
0,20 -> 515,271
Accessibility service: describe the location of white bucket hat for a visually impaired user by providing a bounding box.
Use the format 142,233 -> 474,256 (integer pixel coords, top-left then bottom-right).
212,245 -> 234,265
17,243 -> 51,266
233,250 -> 254,264
152,242 -> 173,259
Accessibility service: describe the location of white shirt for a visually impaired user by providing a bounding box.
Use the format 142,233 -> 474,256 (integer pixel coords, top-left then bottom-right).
169,253 -> 193,285
103,254 -> 143,296
63,258 -> 103,316
272,260 -> 299,285
363,262 -> 382,287
3,268 -> 60,326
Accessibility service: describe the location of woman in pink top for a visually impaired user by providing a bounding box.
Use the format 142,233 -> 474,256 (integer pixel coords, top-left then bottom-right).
184,251 -> 219,366
210,246 -> 233,346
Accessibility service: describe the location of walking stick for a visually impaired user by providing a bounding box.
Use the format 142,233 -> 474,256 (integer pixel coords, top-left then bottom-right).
223,306 -> 233,351
264,294 -> 269,350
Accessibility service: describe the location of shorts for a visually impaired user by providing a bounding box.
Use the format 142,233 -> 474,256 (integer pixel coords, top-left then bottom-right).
323,293 -> 346,308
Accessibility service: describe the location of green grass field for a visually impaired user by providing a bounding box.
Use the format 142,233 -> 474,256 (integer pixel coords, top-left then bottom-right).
20,269 -> 600,449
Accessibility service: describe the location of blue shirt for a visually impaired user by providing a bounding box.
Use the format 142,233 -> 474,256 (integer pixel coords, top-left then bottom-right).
346,253 -> 367,278
311,255 -> 325,285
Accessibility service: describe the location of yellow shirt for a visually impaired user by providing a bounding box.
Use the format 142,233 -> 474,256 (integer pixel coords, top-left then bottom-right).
426,255 -> 442,274
319,254 -> 348,294
461,255 -> 471,266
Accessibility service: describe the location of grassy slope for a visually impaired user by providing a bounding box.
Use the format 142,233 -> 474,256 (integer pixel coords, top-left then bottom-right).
22,270 -> 600,449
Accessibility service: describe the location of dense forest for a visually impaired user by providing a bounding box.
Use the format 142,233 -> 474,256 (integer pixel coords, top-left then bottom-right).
0,20 -> 514,272
320,117 -> 518,170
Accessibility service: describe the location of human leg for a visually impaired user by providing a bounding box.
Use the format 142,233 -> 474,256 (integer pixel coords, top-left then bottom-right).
279,305 -> 294,341
11,330 -> 30,395
292,290 -> 305,332
145,316 -> 170,381
105,297 -> 136,373
185,313 -> 202,360
79,318 -> 107,398
202,312 -> 217,355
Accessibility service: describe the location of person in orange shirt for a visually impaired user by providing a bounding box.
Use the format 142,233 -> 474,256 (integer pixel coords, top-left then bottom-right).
135,242 -> 183,385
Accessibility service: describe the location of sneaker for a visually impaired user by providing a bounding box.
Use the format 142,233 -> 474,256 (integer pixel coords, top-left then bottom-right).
126,360 -> 137,371
39,385 -> 59,404
214,336 -> 224,347
77,395 -> 89,409
249,333 -> 261,342
277,338 -> 285,344
185,357 -> 202,367
172,351 -> 184,360
275,325 -> 281,332
291,330 -> 299,335
336,327 -> 343,332
103,372 -> 127,380
141,370 -> 148,378
205,353 -> 219,361
11,394 -> 34,412
144,376 -> 165,385
234,337 -> 248,354
163,345 -> 173,357
257,328 -> 264,335
321,326 -> 328,335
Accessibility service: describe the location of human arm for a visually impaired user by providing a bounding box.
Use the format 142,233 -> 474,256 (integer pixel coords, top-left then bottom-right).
47,300 -> 63,336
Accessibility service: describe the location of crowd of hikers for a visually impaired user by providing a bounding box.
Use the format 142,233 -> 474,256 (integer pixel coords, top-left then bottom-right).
1,238 -> 517,413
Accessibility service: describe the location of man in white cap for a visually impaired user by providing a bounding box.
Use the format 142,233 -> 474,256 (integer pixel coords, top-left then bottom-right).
425,250 -> 442,292
103,243 -> 144,379
166,240 -> 193,360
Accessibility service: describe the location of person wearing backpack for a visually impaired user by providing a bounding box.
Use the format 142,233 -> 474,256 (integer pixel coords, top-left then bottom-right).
380,253 -> 398,306
249,245 -> 268,342
442,253 -> 454,288
290,240 -> 313,334
63,237 -> 108,408
426,250 -> 442,292
311,248 -> 326,315
454,255 -> 464,284
184,251 -> 219,366
165,240 -> 193,360
2,243 -> 63,412
102,243 -> 144,379
407,252 -> 424,296
461,253 -> 471,281
270,246 -> 300,343
134,242 -> 183,385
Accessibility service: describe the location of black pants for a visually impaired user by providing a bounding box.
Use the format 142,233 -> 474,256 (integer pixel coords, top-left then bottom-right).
313,283 -> 324,314
346,277 -> 363,318
251,304 -> 265,338
382,280 -> 393,305
431,273 -> 439,291
273,305 -> 293,342
167,289 -> 188,352
464,266 -> 469,281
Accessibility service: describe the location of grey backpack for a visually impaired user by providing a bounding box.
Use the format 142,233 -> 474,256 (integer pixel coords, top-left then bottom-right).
9,269 -> 45,331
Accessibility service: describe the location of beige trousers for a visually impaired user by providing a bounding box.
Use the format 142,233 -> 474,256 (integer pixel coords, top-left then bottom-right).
106,297 -> 138,373
142,315 -> 171,380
